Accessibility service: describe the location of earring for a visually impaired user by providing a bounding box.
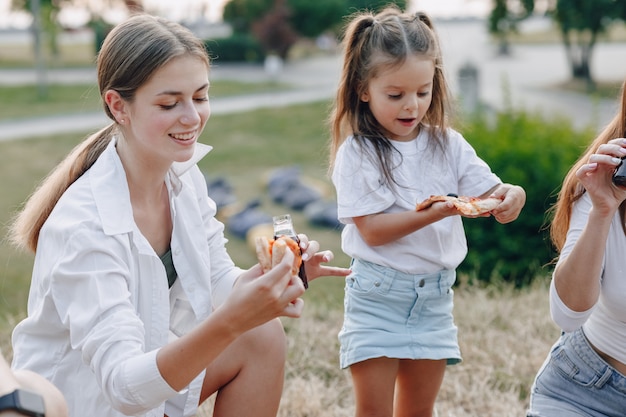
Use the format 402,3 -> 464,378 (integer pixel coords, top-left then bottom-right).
119,119 -> 125,124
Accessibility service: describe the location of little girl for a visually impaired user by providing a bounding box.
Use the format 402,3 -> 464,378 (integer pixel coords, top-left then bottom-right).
328,7 -> 526,416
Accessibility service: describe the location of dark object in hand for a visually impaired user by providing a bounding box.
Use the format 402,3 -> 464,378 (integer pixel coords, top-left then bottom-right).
613,157 -> 626,187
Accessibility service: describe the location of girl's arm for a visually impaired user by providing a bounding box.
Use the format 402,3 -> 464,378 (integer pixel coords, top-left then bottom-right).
353,182 -> 526,247
353,207 -> 452,247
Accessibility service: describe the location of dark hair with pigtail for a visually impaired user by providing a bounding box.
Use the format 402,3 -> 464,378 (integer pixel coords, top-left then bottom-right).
328,6 -> 451,188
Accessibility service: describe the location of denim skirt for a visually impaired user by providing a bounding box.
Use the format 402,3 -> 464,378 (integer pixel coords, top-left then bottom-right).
338,258 -> 462,369
527,327 -> 626,417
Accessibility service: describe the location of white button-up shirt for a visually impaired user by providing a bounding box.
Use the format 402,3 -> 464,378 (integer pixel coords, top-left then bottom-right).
11,138 -> 241,417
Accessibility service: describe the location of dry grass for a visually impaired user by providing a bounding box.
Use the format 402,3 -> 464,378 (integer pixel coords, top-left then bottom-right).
0,277 -> 556,417
196,278 -> 558,417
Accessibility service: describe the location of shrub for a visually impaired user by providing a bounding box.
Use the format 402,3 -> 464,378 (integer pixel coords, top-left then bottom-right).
205,35 -> 265,63
458,108 -> 594,286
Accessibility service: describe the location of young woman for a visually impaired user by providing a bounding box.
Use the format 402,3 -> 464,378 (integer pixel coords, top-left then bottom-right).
9,14 -> 348,417
527,80 -> 626,417
328,7 -> 526,416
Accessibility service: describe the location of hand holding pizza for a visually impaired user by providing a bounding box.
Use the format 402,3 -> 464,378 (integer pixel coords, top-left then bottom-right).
416,185 -> 525,223
416,194 -> 502,217
486,184 -> 526,224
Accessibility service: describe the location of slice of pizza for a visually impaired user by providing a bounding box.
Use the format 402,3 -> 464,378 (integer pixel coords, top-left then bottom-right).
416,194 -> 502,216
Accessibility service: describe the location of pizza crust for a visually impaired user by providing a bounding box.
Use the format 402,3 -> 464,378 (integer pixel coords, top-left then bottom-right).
416,195 -> 502,216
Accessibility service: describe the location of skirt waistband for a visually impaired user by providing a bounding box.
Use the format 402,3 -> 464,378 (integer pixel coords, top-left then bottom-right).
351,258 -> 456,291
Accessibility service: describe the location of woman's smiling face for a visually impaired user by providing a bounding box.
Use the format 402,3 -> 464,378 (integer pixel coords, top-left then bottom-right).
123,55 -> 211,165
360,55 -> 435,142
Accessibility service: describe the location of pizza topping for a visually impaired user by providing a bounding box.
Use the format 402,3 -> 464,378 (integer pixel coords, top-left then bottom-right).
416,194 -> 502,216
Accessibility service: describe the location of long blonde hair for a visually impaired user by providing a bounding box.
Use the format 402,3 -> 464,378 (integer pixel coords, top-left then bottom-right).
327,6 -> 450,184
9,14 -> 210,253
549,80 -> 626,252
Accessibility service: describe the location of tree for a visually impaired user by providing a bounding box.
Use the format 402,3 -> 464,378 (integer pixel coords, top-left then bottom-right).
223,0 -> 274,33
251,0 -> 297,59
12,0 -> 61,59
488,0 -> 534,56
223,0 -> 407,58
551,0 -> 624,88
488,0 -> 626,88
12,0 -> 145,57
288,0 -> 346,38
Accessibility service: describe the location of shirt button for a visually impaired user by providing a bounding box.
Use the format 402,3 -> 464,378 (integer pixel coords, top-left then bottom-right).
174,248 -> 181,256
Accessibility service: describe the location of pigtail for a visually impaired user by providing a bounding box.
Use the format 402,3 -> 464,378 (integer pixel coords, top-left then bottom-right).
329,13 -> 377,172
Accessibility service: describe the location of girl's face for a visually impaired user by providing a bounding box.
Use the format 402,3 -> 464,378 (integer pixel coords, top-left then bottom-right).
361,55 -> 435,142
122,55 -> 210,166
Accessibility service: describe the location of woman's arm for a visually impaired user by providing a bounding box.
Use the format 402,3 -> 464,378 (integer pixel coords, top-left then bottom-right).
156,254 -> 304,391
553,138 -> 626,312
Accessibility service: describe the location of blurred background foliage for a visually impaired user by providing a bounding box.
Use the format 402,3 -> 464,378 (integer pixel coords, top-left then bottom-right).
459,105 -> 593,286
217,0 -> 407,61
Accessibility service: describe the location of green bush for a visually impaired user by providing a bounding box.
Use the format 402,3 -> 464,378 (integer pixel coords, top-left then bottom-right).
205,35 -> 265,63
459,108 -> 594,286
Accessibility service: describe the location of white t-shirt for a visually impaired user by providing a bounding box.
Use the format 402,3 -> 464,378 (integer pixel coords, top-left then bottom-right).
332,128 -> 501,274
550,192 -> 626,364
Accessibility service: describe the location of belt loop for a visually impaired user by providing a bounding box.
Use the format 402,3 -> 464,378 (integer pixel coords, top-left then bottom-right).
438,270 -> 449,293
595,366 -> 612,388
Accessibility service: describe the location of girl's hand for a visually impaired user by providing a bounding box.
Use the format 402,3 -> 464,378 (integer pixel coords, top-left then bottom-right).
577,137 -> 626,215
296,234 -> 351,283
487,184 -> 526,224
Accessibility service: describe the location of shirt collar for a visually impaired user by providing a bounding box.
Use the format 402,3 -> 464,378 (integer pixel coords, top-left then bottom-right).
92,137 -> 212,236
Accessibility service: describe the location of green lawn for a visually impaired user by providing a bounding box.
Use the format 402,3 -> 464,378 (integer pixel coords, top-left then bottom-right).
0,79 -> 293,121
0,99 -> 347,323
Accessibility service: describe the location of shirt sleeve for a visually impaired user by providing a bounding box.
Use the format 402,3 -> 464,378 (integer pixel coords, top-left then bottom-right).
332,138 -> 396,223
50,229 -> 178,415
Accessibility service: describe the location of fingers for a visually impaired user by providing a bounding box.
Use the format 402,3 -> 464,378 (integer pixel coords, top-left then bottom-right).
283,297 -> 304,318
491,185 -> 525,224
576,162 -> 598,180
299,237 -> 320,261
597,138 -> 626,157
254,254 -> 305,313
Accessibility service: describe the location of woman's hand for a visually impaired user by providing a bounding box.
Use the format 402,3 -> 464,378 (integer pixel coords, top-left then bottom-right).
577,138 -> 626,215
296,234 -> 351,284
226,252 -> 306,334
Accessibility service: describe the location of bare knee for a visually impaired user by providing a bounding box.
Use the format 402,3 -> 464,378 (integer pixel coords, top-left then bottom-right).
14,370 -> 68,417
241,318 -> 287,372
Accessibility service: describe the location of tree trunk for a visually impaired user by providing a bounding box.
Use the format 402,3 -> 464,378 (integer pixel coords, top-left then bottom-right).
561,29 -> 596,89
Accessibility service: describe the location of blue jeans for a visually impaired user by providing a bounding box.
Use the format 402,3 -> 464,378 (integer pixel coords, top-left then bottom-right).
527,328 -> 626,417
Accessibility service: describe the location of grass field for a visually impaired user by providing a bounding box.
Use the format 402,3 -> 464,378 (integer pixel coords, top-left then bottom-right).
0,79 -> 293,121
0,96 -> 558,416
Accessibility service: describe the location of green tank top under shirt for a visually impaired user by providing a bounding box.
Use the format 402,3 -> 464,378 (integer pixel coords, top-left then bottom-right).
160,248 -> 178,288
